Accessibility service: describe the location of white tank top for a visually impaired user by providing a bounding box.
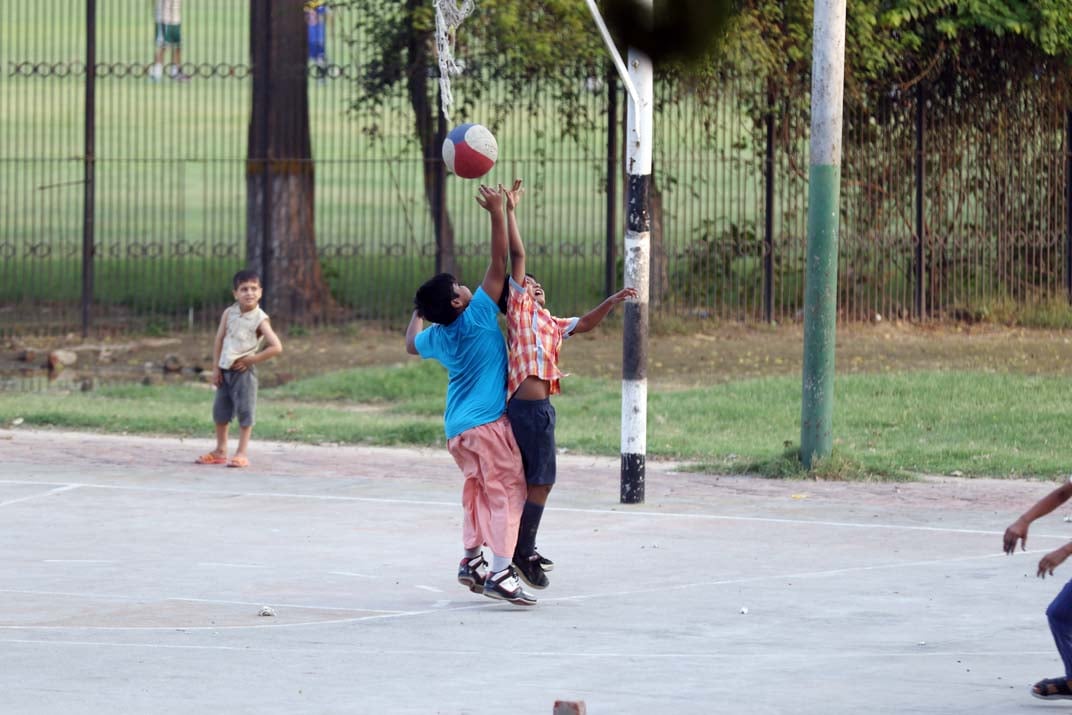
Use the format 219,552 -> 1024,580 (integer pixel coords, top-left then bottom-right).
219,304 -> 268,369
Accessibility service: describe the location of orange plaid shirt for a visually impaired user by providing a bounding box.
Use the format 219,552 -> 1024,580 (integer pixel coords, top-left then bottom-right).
505,278 -> 579,397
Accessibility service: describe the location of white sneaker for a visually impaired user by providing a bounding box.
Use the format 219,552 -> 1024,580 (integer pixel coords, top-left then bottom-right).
149,63 -> 162,82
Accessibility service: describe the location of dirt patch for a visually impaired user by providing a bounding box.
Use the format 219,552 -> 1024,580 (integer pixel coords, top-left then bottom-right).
6,320 -> 1072,389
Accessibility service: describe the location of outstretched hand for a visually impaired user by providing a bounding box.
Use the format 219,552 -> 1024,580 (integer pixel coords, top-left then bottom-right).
505,179 -> 525,211
608,287 -> 639,304
1003,519 -> 1029,554
1039,547 -> 1070,578
475,183 -> 505,213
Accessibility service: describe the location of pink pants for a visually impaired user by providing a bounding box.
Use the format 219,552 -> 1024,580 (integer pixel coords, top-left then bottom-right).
447,415 -> 526,559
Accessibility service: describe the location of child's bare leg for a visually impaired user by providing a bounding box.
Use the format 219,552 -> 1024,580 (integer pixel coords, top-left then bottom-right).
211,422 -> 229,457
233,425 -> 253,460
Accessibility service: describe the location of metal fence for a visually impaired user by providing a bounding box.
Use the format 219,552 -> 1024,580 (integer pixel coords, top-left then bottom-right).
1,1 -> 1069,336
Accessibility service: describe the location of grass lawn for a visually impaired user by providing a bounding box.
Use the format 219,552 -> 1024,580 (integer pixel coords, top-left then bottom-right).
1,360 -> 1068,480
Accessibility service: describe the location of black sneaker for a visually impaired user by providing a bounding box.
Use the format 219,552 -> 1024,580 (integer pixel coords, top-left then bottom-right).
534,550 -> 554,572
457,554 -> 487,594
513,552 -> 549,589
482,566 -> 537,606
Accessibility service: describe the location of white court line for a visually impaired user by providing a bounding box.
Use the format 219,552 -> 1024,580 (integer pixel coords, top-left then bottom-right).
544,549 -> 1026,605
170,596 -> 400,614
197,562 -> 267,569
43,560 -> 115,564
0,484 -> 79,508
329,571 -> 374,579
0,478 -> 1059,540
0,588 -> 401,614
0,547 -> 1038,632
0,636 -> 1057,660
0,601 -> 501,631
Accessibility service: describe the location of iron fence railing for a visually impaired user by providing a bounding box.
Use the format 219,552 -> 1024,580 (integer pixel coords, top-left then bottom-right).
1,1 -> 1069,336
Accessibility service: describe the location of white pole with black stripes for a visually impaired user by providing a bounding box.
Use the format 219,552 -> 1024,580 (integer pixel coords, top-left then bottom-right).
620,21 -> 653,504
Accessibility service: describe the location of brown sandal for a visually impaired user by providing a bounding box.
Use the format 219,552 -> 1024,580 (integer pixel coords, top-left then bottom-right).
1032,677 -> 1072,700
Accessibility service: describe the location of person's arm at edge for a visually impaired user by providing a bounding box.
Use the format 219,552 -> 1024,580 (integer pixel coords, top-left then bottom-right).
405,310 -> 422,355
477,184 -> 508,304
571,287 -> 639,335
1004,481 -> 1072,554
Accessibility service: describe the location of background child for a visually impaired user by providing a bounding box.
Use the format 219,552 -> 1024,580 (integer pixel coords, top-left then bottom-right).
195,269 -> 282,469
1004,478 -> 1072,700
405,184 -> 536,607
499,178 -> 636,589
149,0 -> 188,82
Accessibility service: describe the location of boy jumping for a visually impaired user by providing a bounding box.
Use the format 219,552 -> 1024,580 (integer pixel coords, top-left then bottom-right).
406,184 -> 536,607
500,178 -> 636,589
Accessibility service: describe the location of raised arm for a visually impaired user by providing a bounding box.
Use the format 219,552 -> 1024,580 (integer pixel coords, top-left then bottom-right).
505,179 -> 526,284
476,184 -> 508,303
572,287 -> 638,335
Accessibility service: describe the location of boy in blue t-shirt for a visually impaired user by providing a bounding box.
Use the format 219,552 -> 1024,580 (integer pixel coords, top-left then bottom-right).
405,183 -> 536,607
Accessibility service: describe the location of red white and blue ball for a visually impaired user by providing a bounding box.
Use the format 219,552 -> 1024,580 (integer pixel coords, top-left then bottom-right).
442,123 -> 498,179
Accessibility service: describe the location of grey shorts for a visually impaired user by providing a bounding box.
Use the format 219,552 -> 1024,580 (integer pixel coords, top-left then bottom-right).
506,397 -> 556,486
213,368 -> 257,427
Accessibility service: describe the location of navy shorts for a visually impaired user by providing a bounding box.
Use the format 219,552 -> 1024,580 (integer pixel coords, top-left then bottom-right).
212,367 -> 258,428
507,397 -> 556,486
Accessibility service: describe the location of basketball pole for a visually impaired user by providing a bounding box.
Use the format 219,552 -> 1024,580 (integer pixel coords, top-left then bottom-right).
583,0 -> 652,504
799,0 -> 846,468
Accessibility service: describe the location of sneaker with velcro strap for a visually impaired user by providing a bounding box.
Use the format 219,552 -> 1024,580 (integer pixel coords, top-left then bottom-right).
482,566 -> 537,606
457,554 -> 487,594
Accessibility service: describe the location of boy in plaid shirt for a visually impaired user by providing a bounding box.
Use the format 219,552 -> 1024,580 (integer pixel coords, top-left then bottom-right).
406,184 -> 536,607
499,179 -> 637,589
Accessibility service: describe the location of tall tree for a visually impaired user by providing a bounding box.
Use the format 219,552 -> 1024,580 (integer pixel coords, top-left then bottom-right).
247,0 -> 334,322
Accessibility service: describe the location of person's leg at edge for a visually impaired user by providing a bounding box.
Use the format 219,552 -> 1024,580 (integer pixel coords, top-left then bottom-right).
1047,580 -> 1072,675
1036,579 -> 1072,697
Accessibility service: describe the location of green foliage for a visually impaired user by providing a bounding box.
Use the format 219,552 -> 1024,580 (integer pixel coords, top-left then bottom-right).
716,0 -> 1072,108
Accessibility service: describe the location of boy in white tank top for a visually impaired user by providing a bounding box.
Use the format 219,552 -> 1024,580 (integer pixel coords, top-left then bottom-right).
195,269 -> 283,468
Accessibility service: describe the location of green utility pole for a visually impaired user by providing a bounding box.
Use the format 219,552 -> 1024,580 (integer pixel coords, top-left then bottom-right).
800,0 -> 845,468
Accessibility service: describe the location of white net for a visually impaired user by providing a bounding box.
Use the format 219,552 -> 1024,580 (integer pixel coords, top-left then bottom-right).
433,0 -> 475,122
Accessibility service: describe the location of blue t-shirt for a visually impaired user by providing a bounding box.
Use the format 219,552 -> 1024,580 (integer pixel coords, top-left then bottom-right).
415,287 -> 508,439
305,2 -> 327,56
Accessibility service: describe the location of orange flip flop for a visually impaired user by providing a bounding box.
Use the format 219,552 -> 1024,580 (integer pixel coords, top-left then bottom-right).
227,456 -> 250,468
196,453 -> 228,465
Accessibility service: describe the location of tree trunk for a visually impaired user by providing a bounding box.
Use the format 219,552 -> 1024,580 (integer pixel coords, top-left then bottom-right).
649,176 -> 670,307
247,0 -> 334,323
405,0 -> 456,277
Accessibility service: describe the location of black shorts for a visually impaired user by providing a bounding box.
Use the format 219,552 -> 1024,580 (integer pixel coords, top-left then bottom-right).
507,397 -> 556,486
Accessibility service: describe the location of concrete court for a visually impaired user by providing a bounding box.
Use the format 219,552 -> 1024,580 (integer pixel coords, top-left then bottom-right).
1,428 -> 1071,714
